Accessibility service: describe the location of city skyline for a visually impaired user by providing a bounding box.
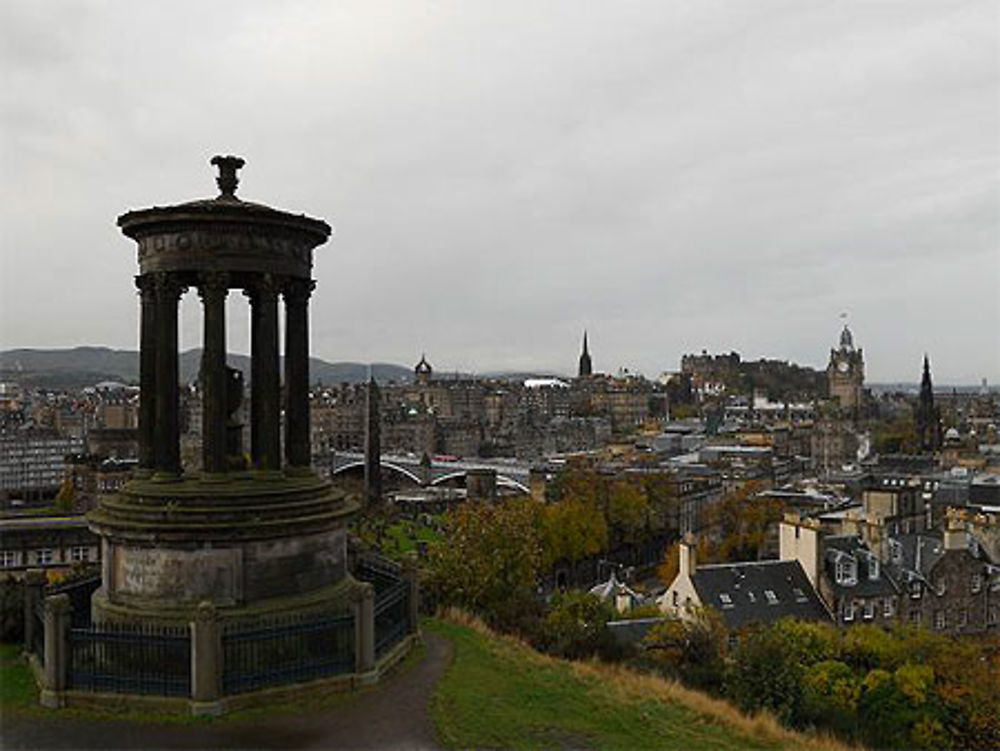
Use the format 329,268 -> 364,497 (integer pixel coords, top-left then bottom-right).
1,1 -> 997,384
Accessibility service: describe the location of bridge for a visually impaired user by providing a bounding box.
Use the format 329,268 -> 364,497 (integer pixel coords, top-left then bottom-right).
321,451 -> 540,494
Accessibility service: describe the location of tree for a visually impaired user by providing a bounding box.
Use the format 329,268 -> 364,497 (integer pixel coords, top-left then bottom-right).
656,541 -> 680,588
424,499 -> 542,633
538,499 -> 608,569
535,590 -> 619,660
606,480 -> 649,544
54,478 -> 76,512
699,481 -> 781,563
643,607 -> 728,693
730,624 -> 806,727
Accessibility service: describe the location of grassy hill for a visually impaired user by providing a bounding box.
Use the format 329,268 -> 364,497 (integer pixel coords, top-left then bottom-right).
0,346 -> 411,389
428,611 -> 853,751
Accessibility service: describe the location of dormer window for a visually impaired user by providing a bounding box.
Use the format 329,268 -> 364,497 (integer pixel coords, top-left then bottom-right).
764,590 -> 778,605
868,555 -> 879,581
835,556 -> 857,586
935,578 -> 946,597
971,573 -> 982,594
719,593 -> 734,609
910,581 -> 922,599
792,587 -> 808,603
889,539 -> 902,564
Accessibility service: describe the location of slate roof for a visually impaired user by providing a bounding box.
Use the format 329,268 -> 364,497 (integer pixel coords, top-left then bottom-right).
823,534 -> 900,599
589,571 -> 642,605
607,617 -> 669,646
691,560 -> 831,629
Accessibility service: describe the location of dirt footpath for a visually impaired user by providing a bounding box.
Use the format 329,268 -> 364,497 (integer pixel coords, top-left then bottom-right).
1,633 -> 452,751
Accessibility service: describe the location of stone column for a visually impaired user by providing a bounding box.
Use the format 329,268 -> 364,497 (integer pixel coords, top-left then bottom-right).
23,568 -> 47,657
198,273 -> 229,477
153,272 -> 185,478
354,583 -> 375,676
190,601 -> 223,715
40,593 -> 71,708
246,276 -> 281,473
283,279 -> 314,473
135,275 -> 157,475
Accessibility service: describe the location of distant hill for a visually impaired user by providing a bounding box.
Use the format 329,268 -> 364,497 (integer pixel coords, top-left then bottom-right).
0,347 -> 411,390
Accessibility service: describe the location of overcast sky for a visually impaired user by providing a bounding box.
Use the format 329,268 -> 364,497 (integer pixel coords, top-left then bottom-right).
1,1 -> 997,383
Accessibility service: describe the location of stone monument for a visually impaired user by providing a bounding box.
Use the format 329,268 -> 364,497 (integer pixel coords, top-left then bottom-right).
88,156 -> 359,625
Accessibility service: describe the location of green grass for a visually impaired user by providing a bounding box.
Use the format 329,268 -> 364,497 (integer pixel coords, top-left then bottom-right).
0,644 -> 38,708
0,640 -> 425,725
426,618 -> 848,751
381,520 -> 444,556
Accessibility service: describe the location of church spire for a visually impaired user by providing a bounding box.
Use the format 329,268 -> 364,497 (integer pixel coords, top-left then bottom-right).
578,330 -> 593,377
916,354 -> 941,452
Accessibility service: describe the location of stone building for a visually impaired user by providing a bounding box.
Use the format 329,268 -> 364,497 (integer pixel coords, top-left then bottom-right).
0,429 -> 85,502
826,324 -> 864,412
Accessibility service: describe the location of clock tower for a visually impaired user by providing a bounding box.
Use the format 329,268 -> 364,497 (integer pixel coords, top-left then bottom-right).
827,324 -> 864,411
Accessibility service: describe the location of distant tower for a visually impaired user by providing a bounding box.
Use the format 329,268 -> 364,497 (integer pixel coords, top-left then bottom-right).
915,355 -> 942,452
827,323 -> 864,411
415,354 -> 433,386
578,331 -> 593,377
364,370 -> 382,507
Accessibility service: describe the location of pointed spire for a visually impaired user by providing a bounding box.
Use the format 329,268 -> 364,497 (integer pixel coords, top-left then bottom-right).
578,329 -> 593,377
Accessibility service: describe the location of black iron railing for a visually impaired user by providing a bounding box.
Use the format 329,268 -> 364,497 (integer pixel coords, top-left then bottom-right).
221,612 -> 355,695
355,555 -> 403,592
31,599 -> 45,665
373,579 -> 409,658
355,555 -> 410,658
49,575 -> 100,629
68,622 -> 191,697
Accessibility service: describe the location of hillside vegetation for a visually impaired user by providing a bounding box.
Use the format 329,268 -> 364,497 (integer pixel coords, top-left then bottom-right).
428,611 -> 852,751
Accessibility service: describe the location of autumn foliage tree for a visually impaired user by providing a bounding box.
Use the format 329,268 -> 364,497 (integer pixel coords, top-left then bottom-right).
424,498 -> 543,633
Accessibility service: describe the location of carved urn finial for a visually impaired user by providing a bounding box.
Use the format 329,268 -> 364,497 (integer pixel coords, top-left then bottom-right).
210,154 -> 245,198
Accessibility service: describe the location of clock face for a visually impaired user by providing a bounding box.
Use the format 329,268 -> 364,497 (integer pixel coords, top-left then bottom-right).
837,361 -> 849,373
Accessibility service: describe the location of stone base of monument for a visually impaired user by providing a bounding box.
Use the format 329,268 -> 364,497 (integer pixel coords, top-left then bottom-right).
87,472 -> 360,625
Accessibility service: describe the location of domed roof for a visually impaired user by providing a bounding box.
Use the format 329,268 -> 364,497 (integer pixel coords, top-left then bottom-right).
117,155 -> 331,283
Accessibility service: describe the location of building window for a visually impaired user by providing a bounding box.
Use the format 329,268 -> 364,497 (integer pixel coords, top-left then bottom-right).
909,610 -> 920,625
672,591 -> 678,607
883,598 -> 893,618
70,546 -> 89,563
863,601 -> 875,620
935,578 -> 946,597
972,573 -> 982,594
989,608 -> 998,626
868,556 -> 879,580
792,587 -> 808,603
836,557 -> 857,586
958,608 -> 968,628
934,610 -> 946,630
35,549 -> 53,565
910,582 -> 922,599
764,589 -> 778,605
0,550 -> 16,568
719,593 -> 734,609
843,601 -> 855,622
889,539 -> 902,564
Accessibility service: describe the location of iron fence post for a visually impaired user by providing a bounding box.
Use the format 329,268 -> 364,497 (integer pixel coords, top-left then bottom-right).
40,593 -> 71,708
190,601 -> 222,714
403,554 -> 420,634
354,582 -> 375,677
